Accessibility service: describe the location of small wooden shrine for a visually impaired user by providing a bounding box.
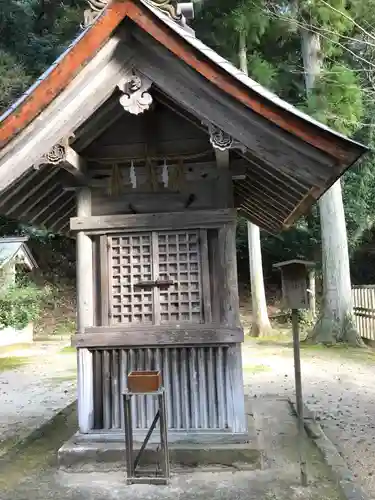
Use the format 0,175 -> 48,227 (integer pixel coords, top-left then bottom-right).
0,237 -> 38,347
0,0 -> 366,447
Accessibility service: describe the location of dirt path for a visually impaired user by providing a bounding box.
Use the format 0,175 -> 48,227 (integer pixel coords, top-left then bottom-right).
0,341 -> 76,455
242,341 -> 375,498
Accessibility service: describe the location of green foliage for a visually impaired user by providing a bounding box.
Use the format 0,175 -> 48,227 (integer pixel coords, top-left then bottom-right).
247,52 -> 279,87
0,0 -> 85,114
305,64 -> 364,135
0,285 -> 47,331
0,50 -> 31,112
196,0 -> 375,286
298,0 -> 352,55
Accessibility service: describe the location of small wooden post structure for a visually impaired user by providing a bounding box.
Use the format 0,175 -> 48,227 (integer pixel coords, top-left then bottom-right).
273,259 -> 314,487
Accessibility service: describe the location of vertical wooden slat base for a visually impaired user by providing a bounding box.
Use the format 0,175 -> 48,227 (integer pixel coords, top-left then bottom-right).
88,344 -> 247,439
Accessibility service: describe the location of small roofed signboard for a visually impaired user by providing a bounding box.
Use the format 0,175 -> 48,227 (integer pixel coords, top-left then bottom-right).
273,260 -> 314,310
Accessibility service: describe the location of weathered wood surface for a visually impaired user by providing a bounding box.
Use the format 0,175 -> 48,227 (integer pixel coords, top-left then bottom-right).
73,325 -> 244,348
99,235 -> 109,326
218,222 -> 241,327
353,285 -> 375,340
87,345 -> 247,439
208,229 -> 220,324
76,187 -> 94,434
132,29 -> 336,186
90,185 -> 219,215
199,229 -> 212,323
0,32 -> 131,191
70,209 -> 237,232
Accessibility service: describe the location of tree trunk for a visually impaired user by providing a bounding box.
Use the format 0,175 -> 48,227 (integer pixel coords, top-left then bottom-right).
247,221 -> 271,336
308,269 -> 316,319
239,30 -> 271,337
309,182 -> 363,345
300,27 -> 322,95
300,28 -> 363,346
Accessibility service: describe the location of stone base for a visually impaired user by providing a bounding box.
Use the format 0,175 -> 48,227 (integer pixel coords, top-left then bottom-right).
58,437 -> 260,470
58,410 -> 260,470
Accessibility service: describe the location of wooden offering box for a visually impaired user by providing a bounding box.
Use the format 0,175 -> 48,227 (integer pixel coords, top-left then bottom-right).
128,370 -> 162,393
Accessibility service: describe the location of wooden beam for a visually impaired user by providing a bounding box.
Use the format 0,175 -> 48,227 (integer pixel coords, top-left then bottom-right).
0,168 -> 41,207
70,209 -> 237,233
237,207 -> 278,234
237,195 -> 283,226
49,205 -> 76,232
60,147 -> 88,185
73,325 -> 244,348
240,171 -> 299,209
236,178 -> 295,214
132,32 -> 337,185
38,194 -> 75,227
215,150 -> 229,169
154,88 -> 206,133
73,95 -> 124,151
85,139 -> 210,162
234,182 -> 290,219
54,206 -> 76,233
9,172 -> 74,220
0,34 -> 131,191
240,150 -> 308,194
214,148 -> 233,209
26,185 -> 68,223
4,168 -> 60,217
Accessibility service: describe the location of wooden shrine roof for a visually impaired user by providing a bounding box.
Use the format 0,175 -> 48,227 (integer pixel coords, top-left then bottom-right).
0,0 -> 368,234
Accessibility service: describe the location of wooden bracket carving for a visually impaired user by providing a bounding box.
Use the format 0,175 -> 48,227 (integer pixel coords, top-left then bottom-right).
83,0 -> 109,28
206,123 -> 247,153
118,71 -> 153,115
208,124 -> 234,151
35,139 -> 88,185
36,139 -> 69,167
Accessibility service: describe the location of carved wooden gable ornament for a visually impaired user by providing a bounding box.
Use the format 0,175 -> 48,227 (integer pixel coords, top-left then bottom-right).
84,0 -> 183,27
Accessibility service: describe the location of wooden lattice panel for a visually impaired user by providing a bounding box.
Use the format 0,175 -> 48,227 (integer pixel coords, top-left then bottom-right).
109,233 -> 153,324
158,230 -> 202,324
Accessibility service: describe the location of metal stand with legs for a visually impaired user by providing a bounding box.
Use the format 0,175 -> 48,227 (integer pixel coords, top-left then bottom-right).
123,388 -> 170,485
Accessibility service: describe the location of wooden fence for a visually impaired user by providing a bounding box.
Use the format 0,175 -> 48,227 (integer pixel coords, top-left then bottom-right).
352,285 -> 375,340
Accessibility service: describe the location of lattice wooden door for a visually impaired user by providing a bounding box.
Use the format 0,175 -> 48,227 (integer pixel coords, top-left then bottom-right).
105,230 -> 208,326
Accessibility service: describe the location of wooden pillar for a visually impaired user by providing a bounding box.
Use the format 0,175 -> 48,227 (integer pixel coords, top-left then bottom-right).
219,221 -> 247,434
76,187 -> 94,434
215,150 -> 246,433
219,222 -> 240,327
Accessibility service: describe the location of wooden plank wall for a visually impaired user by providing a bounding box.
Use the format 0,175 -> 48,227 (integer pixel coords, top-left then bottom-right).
88,161 -> 224,216
353,285 -> 375,341
91,345 -> 247,436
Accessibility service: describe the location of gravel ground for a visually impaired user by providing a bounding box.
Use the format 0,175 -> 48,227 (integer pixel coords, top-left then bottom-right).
0,341 -> 76,454
0,337 -> 373,497
0,395 -> 340,500
242,341 -> 375,498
